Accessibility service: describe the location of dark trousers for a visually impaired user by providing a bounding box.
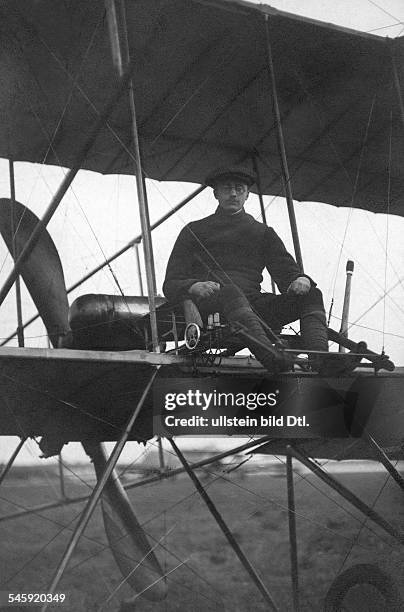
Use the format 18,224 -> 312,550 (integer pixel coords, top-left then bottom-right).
198,286 -> 324,330
196,285 -> 328,351
250,288 -> 326,334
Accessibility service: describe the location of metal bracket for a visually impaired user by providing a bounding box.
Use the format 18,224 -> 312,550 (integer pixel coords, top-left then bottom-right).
184,322 -> 201,350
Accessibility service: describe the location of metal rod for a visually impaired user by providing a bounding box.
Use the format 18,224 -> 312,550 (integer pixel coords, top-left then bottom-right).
264,15 -> 304,272
1,186 -> 204,346
252,153 -> 268,225
157,437 -> 165,474
105,0 -> 123,76
364,433 -> 404,492
0,435 -> 273,524
0,55 -> 139,310
0,437 -> 26,486
327,328 -> 395,371
134,243 -> 144,296
252,153 -> 277,294
71,186 -> 204,293
339,260 -> 354,353
106,0 -> 159,351
8,161 -> 25,347
392,43 -> 404,131
124,7 -> 158,350
286,450 -> 300,612
58,451 -> 67,501
169,438 -> 279,611
171,310 -> 179,353
0,498 -> 87,523
42,369 -> 158,609
289,446 -> 404,544
141,171 -> 157,296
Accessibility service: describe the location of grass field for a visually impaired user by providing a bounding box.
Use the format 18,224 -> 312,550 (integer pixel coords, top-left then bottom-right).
0,461 -> 403,611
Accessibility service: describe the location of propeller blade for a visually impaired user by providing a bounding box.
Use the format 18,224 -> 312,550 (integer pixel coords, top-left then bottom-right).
85,441 -> 167,601
0,198 -> 69,346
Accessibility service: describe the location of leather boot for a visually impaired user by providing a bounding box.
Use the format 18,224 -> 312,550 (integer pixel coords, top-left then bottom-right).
299,287 -> 329,353
300,308 -> 329,353
220,286 -> 288,372
299,302 -> 329,372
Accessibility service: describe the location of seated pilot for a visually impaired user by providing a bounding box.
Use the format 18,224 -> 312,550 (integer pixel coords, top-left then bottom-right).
163,166 -> 328,370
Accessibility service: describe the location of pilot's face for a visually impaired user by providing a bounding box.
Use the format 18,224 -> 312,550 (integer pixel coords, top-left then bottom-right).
213,179 -> 249,214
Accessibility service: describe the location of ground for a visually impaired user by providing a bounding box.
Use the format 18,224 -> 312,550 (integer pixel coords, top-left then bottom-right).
0,460 -> 403,611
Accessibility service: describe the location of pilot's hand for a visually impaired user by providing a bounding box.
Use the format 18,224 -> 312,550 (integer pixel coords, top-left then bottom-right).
287,276 -> 311,295
189,281 -> 220,300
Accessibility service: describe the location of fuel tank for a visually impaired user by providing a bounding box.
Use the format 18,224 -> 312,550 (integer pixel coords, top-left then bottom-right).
69,294 -> 167,350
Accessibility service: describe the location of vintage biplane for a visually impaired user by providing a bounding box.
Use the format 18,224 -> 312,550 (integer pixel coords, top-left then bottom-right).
0,0 -> 403,610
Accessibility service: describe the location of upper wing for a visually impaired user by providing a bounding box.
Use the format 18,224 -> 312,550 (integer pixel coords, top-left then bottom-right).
0,1 -> 403,214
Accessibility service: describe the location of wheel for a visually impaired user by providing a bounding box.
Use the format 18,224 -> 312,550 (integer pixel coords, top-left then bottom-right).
324,563 -> 404,612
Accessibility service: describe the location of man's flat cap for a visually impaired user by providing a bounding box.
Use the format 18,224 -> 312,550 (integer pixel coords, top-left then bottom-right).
205,167 -> 256,187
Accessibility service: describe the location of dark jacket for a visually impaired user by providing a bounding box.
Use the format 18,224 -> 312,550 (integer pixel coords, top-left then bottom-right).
163,208 -> 309,303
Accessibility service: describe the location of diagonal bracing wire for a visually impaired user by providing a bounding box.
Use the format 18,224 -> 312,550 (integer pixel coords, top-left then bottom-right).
382,110 -> 393,352
0,449 -> 226,608
367,0 -> 404,24
4,362 -> 400,570
330,97 -> 377,299
1,428 -> 400,609
2,6 -> 400,351
269,452 -> 400,555
333,458 -> 402,579
0,8 -> 400,608
143,436 -> 400,557
329,314 -> 404,340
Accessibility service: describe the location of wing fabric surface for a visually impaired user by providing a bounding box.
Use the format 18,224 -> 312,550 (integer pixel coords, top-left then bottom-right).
0,1 -> 403,214
0,345 -> 403,459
